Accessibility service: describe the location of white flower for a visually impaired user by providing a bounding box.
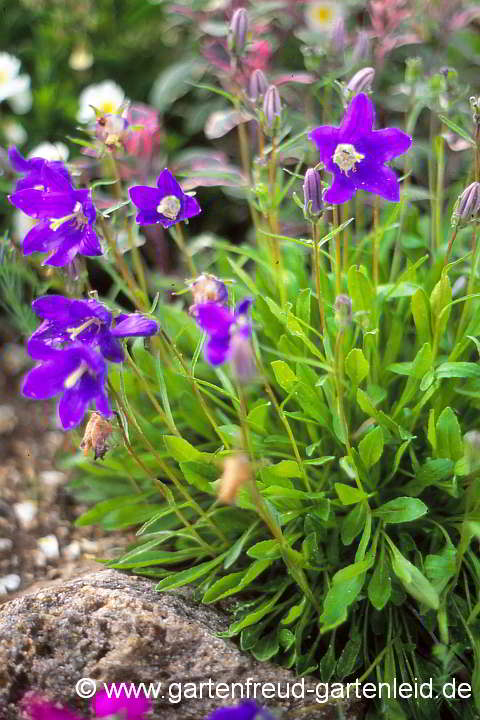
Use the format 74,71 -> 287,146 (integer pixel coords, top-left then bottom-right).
304,1 -> 344,33
77,80 -> 125,123
28,141 -> 69,162
3,120 -> 27,146
0,53 -> 32,114
13,210 -> 36,241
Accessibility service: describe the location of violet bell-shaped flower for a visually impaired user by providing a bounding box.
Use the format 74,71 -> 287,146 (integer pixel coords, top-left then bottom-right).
195,298 -> 253,368
22,343 -> 112,430
188,273 -> 228,315
8,164 -> 102,266
308,92 -> 412,204
129,168 -> 201,228
27,294 -> 158,363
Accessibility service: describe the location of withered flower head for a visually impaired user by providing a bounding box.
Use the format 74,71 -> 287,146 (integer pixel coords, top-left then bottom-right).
80,412 -> 114,460
217,453 -> 251,504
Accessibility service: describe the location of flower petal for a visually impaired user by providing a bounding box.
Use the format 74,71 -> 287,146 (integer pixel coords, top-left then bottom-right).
235,298 -> 253,317
111,314 -> 158,337
357,128 -> 412,164
324,172 -> 356,204
24,697 -> 85,720
97,329 -> 125,363
78,226 -> 103,256
129,185 -> 161,211
58,374 -> 97,429
44,231 -> 81,267
195,302 -> 234,336
9,189 -> 75,219
92,689 -> 151,719
308,126 -> 340,165
23,222 -> 56,254
205,336 -> 230,365
8,145 -> 30,172
135,209 -> 163,226
181,193 -> 202,221
32,294 -> 74,322
156,168 -> 182,197
339,93 -> 375,142
22,350 -> 80,399
353,162 -> 401,202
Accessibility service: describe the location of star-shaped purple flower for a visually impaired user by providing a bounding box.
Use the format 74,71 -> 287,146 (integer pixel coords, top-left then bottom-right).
8,164 -> 102,266
129,168 -> 201,228
27,294 -> 158,363
308,93 -> 412,204
91,686 -> 152,719
195,298 -> 252,368
206,700 -> 274,720
9,145 -> 70,192
22,343 -> 112,430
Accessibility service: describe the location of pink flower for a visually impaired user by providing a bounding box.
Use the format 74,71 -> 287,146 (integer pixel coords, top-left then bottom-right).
125,103 -> 162,161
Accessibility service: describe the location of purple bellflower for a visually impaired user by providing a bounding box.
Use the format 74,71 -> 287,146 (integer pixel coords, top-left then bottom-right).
8,164 -> 102,266
195,298 -> 253,368
22,343 -> 112,430
206,700 -> 274,720
28,294 -> 158,363
8,146 -> 70,192
129,168 -> 201,228
308,93 -> 412,204
91,686 -> 152,719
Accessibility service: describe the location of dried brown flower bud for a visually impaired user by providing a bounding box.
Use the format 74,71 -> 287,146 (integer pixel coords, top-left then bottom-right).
80,412 -> 113,460
217,454 -> 251,504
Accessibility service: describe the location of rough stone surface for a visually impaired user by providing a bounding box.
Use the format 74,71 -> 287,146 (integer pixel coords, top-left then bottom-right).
0,570 -> 366,720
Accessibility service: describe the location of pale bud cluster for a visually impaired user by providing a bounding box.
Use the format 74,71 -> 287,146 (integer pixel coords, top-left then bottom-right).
228,8 -> 248,57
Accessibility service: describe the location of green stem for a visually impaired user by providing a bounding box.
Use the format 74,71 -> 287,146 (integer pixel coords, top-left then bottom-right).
312,221 -> 325,334
372,197 -> 380,291
333,205 -> 341,296
455,224 -> 478,341
172,222 -> 196,277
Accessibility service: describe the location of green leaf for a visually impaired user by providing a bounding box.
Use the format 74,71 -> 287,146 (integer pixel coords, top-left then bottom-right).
387,539 -> 439,610
271,360 -> 298,392
74,493 -> 153,527
348,265 -> 375,329
247,539 -> 283,559
425,544 -> 456,594
155,553 -> 226,591
430,273 -> 452,338
411,288 -> 432,345
411,343 -> 432,379
336,631 -> 362,680
281,596 -> 307,625
203,559 -> 272,602
252,630 -> 280,661
436,362 -> 480,379
358,427 -> 384,469
150,59 -> 203,112
333,554 -> 374,583
335,483 -> 369,505
374,497 -> 428,524
436,406 -> 464,461
438,114 -> 474,145
368,544 -> 392,610
180,462 -> 217,494
222,582 -> 290,635
345,348 -> 370,386
341,502 -> 367,546
223,522 -> 259,569
320,574 -> 365,631
164,435 -> 205,463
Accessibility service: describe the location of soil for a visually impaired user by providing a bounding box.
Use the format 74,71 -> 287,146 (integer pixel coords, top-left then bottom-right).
0,332 -> 125,604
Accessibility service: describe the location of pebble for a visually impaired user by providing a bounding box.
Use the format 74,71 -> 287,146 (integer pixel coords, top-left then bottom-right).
13,501 -> 37,528
39,471 -> 66,487
0,573 -> 21,594
1,343 -> 27,375
37,534 -> 60,560
0,539 -> 13,553
63,541 -> 81,560
0,405 -> 18,435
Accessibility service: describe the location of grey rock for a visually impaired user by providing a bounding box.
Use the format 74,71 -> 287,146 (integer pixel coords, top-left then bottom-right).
0,570 -> 366,720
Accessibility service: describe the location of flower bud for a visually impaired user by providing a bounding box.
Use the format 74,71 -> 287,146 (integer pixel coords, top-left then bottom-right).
262,85 -> 282,136
96,113 -> 129,150
345,67 -> 375,98
228,8 -> 248,56
452,182 -> 480,226
303,168 -> 323,217
247,69 -> 268,102
352,31 -> 369,63
80,412 -> 113,460
230,333 -> 256,383
331,17 -> 345,54
217,453 -> 251,504
334,294 -> 352,328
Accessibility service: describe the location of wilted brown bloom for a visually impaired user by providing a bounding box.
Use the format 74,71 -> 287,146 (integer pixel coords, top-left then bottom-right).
217,454 -> 251,504
80,412 -> 113,460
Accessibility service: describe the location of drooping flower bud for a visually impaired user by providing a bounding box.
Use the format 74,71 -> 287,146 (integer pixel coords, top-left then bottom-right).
331,17 -> 345,54
228,8 -> 249,57
217,453 -> 251,504
80,412 -> 114,460
452,182 -> 480,227
352,30 -> 369,63
247,69 -> 268,102
230,332 -> 256,384
345,67 -> 375,99
334,294 -> 353,328
303,168 -> 323,218
262,85 -> 282,136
